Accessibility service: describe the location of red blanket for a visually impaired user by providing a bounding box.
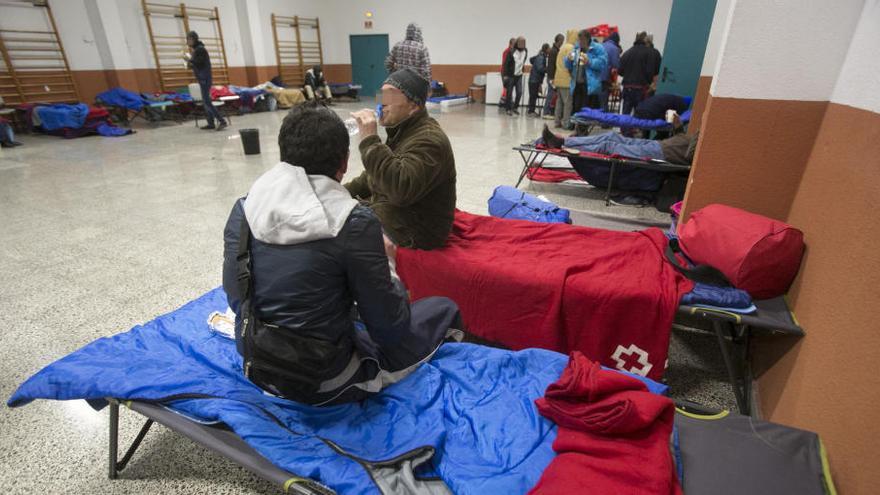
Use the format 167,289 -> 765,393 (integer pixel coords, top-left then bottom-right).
210,85 -> 236,100
529,353 -> 681,494
397,211 -> 692,381
526,167 -> 583,183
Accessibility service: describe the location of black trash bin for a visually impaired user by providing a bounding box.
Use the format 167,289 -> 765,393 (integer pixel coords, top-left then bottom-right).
239,128 -> 260,155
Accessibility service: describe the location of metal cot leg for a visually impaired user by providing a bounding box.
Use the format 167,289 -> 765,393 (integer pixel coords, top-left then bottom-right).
107,399 -> 156,480
711,321 -> 750,414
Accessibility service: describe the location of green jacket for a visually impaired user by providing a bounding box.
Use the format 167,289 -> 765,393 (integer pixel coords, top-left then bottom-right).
345,108 -> 457,249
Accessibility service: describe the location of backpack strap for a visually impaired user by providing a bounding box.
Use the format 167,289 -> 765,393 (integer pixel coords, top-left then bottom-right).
665,238 -> 733,288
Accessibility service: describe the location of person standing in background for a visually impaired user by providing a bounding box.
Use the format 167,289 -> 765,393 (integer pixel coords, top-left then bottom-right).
553,30 -> 577,129
184,31 -> 227,131
646,33 -> 662,95
385,23 -> 432,81
565,30 -> 607,113
618,32 -> 656,118
499,37 -> 515,108
600,31 -> 621,112
543,34 -> 564,119
527,43 -> 550,117
503,37 -> 527,116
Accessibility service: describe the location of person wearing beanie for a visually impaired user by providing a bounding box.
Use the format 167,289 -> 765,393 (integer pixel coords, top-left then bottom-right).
345,68 -> 457,250
183,31 -> 227,131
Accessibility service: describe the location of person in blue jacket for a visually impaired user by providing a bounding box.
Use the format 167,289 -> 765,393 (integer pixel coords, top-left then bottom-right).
600,31 -> 621,112
565,29 -> 607,114
184,31 -> 227,131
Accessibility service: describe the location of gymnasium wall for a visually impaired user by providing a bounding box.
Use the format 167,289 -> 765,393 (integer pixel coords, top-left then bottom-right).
682,1 -> 880,492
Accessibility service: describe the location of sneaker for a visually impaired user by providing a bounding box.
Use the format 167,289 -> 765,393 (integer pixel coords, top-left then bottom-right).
511,109 -> 520,115
527,111 -> 539,118
609,195 -> 651,207
216,121 -> 228,131
543,114 -> 555,120
541,124 -> 565,149
200,124 -> 216,130
506,110 -> 513,116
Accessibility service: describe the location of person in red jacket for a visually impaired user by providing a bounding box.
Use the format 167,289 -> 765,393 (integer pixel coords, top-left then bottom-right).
499,38 -> 515,106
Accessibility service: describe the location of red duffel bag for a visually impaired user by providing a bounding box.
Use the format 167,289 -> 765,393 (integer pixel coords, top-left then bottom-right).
678,204 -> 805,299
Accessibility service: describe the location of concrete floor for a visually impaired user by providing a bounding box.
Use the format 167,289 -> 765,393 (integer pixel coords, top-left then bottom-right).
0,100 -> 731,494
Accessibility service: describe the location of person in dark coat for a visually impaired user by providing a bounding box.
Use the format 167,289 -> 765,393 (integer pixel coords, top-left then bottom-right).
600,31 -> 621,112
646,33 -> 663,95
345,69 -> 457,250
527,43 -> 550,117
618,32 -> 657,118
222,101 -> 463,406
184,31 -> 227,131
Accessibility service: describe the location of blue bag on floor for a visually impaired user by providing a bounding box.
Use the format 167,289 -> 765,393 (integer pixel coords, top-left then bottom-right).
488,186 -> 571,224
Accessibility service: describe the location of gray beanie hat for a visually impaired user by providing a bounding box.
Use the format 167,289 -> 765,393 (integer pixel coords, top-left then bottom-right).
384,68 -> 429,106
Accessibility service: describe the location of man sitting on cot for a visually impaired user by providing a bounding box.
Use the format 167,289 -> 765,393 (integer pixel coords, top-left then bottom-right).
345,68 -> 457,250
541,124 -> 700,165
222,101 -> 462,406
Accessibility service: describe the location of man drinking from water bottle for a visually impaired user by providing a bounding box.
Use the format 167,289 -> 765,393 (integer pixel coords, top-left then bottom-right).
345,68 -> 457,250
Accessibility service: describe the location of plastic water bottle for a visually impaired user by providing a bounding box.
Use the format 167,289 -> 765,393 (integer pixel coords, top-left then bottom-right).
344,104 -> 383,136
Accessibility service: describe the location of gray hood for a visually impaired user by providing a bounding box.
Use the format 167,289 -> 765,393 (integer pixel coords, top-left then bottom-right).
243,162 -> 357,245
405,23 -> 423,43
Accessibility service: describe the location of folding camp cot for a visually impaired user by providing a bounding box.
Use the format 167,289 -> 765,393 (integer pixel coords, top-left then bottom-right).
95,97 -> 185,127
107,399 -> 335,494
513,144 -> 691,205
566,209 -> 805,415
571,108 -> 692,137
675,297 -> 803,415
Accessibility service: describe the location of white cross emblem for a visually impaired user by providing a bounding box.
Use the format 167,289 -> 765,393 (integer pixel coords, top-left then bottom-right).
610,344 -> 654,377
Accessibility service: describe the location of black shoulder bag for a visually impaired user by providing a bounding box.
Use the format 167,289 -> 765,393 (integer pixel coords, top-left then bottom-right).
235,217 -> 352,395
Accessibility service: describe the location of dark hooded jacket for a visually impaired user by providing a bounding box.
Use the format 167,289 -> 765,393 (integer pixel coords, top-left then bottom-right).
385,23 -> 432,80
344,108 -> 456,249
188,40 -> 212,83
619,40 -> 657,87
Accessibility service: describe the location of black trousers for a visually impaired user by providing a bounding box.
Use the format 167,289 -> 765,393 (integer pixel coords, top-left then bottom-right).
527,81 -> 541,113
572,82 -> 588,114
505,75 -> 523,111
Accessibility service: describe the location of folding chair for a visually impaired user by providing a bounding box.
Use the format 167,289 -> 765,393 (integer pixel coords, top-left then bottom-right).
188,83 -> 232,127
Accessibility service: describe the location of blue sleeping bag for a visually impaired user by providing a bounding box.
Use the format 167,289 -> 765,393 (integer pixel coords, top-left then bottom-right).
34,103 -> 89,130
488,186 -> 571,224
7,288 -> 664,494
96,87 -> 145,111
573,108 -> 692,130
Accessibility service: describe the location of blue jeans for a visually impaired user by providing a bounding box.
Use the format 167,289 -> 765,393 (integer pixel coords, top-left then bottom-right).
199,79 -> 226,126
564,132 -> 664,160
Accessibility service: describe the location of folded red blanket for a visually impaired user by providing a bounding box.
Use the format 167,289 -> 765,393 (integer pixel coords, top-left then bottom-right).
397,211 -> 692,381
526,167 -> 583,183
529,352 -> 681,495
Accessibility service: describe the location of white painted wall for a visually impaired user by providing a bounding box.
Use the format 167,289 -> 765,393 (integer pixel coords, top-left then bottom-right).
11,0 -> 673,72
0,0 -> 104,70
830,0 -> 880,113
317,0 -> 673,65
709,0 -> 865,100
699,0 -> 734,76
246,0 -> 325,68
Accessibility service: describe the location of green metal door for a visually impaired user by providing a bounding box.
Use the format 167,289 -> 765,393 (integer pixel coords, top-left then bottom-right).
656,0 -> 718,98
350,34 -> 390,99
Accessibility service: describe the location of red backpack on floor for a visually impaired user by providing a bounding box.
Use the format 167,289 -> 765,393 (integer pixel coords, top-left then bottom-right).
674,204 -> 805,299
